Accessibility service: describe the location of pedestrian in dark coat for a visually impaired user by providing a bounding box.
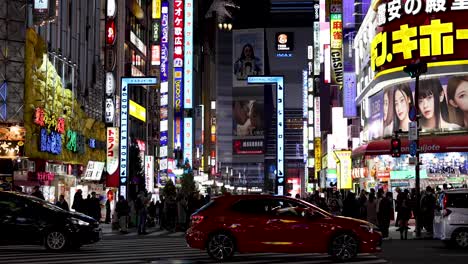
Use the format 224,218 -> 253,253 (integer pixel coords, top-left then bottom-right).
378,192 -> 393,238
72,189 -> 85,213
55,194 -> 69,211
342,192 -> 360,219
88,192 -> 101,221
116,196 -> 130,233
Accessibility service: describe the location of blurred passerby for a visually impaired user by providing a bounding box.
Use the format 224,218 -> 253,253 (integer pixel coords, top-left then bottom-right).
342,192 -> 360,218
421,186 -> 436,234
116,196 -> 130,234
366,193 -> 378,225
105,199 -> 111,224
55,194 -> 69,211
378,192 -> 393,239
358,190 -> 368,220
137,191 -> 151,235
177,195 -> 188,231
398,190 -> 411,240
31,186 -> 45,200
88,192 -> 101,222
72,189 -> 85,213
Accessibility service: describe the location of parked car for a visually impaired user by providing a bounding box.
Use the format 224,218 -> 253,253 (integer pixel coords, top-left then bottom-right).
0,191 -> 102,251
433,188 -> 468,249
186,194 -> 382,261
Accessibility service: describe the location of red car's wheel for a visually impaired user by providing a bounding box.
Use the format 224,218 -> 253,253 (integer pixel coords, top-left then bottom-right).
207,233 -> 235,262
330,233 -> 358,261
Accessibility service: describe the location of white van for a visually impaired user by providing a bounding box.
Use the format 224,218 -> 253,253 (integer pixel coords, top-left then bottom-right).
433,189 -> 468,248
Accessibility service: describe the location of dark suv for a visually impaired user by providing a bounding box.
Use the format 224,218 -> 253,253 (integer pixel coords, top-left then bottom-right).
0,191 -> 102,251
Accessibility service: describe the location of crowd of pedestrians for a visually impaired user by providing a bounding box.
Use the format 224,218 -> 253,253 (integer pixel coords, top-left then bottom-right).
304,185 -> 445,240
113,190 -> 210,234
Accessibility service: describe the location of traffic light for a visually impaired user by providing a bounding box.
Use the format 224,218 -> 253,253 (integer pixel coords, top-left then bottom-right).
403,62 -> 427,78
391,138 -> 401,157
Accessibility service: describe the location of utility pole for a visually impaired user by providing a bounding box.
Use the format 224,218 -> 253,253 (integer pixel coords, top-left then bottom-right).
403,61 -> 427,237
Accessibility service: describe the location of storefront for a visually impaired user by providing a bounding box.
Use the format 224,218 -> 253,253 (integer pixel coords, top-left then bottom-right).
19,28 -> 106,206
0,125 -> 26,191
352,135 -> 468,192
352,0 -> 468,194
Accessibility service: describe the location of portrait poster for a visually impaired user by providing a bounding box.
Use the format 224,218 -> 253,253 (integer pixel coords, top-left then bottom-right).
367,75 -> 468,141
232,29 -> 265,87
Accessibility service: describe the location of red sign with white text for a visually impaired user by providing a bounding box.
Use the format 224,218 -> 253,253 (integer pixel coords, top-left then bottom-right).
173,0 -> 184,67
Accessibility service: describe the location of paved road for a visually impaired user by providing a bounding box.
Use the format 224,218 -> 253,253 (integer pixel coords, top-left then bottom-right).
377,239 -> 468,264
0,234 -> 387,264
1,230 -> 466,264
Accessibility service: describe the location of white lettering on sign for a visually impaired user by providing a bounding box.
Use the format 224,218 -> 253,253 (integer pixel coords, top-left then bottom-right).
130,31 -> 147,56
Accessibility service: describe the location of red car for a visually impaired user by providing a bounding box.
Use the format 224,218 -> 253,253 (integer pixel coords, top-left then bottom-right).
186,194 -> 382,262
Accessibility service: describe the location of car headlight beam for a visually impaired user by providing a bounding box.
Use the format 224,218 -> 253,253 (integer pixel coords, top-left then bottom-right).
71,217 -> 90,226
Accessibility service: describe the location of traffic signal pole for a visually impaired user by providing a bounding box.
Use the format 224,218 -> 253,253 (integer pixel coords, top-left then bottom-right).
403,61 -> 426,238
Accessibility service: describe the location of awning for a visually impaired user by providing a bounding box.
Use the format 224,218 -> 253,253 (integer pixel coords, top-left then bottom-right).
352,134 -> 468,158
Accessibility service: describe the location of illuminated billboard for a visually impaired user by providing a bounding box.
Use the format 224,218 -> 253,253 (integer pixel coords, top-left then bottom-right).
129,100 -> 146,122
365,76 -> 468,141
119,77 -> 157,198
247,76 -> 284,195
174,68 -> 183,148
173,0 -> 184,68
184,0 -> 193,109
371,0 -> 468,75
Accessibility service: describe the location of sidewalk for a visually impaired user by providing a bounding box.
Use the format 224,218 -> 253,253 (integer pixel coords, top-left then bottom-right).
386,219 -> 434,240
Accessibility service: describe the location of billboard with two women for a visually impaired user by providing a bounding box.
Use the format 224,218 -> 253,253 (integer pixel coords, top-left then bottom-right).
366,75 -> 468,140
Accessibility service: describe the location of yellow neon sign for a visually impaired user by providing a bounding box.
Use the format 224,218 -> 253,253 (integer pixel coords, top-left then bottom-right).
371,19 -> 468,72
129,100 -> 146,122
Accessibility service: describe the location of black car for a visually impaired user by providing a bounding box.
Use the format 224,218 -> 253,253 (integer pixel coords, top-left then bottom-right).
0,191 -> 102,251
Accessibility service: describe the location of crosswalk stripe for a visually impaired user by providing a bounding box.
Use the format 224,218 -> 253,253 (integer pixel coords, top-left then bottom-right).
0,236 -> 387,264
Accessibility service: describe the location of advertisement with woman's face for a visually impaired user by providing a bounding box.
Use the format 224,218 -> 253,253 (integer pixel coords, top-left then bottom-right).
366,76 -> 468,141
232,29 -> 264,87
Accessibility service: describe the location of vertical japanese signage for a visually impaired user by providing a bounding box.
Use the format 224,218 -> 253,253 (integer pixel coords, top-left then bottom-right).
184,0 -> 193,109
159,2 -> 169,177
173,0 -> 184,68
330,0 -> 343,89
194,105 -> 204,169
120,78 -> 157,199
152,0 -> 161,19
343,72 -> 357,117
173,68 -> 183,148
335,150 -> 352,189
106,127 -> 119,176
160,2 -> 169,83
151,1 -> 161,67
105,0 -> 117,125
247,76 -> 285,195
173,0 -> 184,153
145,156 -> 155,193
183,118 -> 193,165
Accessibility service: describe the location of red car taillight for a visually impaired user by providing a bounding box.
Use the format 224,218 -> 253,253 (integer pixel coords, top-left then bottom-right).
191,215 -> 204,226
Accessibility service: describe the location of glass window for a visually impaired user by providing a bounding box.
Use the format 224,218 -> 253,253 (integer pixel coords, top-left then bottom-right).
446,193 -> 468,208
0,194 -> 25,216
270,199 -> 306,217
231,199 -> 270,214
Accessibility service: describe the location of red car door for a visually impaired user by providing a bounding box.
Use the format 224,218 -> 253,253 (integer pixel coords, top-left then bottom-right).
228,198 -> 273,253
265,198 -> 330,253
